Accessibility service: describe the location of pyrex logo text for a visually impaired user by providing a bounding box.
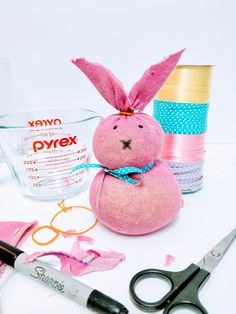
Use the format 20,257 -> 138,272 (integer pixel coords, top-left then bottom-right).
33,136 -> 77,152
28,118 -> 62,127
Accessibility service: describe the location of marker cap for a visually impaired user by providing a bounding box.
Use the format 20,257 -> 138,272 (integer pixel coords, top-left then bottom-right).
0,240 -> 23,267
87,289 -> 128,314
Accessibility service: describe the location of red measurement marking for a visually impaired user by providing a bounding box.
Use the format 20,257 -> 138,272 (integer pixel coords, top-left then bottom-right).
33,183 -> 42,188
39,174 -> 66,178
44,169 -> 84,176
23,134 -> 46,141
47,167 -> 76,174
26,168 -> 38,172
28,150 -> 70,159
40,174 -> 79,185
45,150 -> 81,159
35,157 -> 71,164
29,127 -> 62,132
41,181 -> 62,186
24,160 -> 37,165
28,175 -> 40,180
26,151 -> 48,157
46,157 -> 70,163
49,181 -> 79,189
36,163 -> 75,171
45,158 -> 79,166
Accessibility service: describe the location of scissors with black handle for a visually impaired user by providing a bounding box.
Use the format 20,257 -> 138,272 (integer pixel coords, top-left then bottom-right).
130,228 -> 236,313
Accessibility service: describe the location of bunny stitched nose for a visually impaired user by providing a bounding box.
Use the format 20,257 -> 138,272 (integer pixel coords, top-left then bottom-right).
120,139 -> 132,150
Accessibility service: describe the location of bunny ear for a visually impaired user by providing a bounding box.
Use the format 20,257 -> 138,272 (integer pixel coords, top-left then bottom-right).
128,49 -> 185,111
72,58 -> 128,111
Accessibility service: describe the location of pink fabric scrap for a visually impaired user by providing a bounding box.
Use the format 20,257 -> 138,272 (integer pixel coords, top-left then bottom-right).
164,254 -> 175,267
0,220 -> 38,276
24,235 -> 125,276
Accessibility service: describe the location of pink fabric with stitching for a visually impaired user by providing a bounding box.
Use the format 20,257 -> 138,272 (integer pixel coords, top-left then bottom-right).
128,50 -> 185,111
72,49 -> 184,112
24,235 -> 125,276
0,221 -> 38,276
72,58 -> 129,111
73,51 -> 184,235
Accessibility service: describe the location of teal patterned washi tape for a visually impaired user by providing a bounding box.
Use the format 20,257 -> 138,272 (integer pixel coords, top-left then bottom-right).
153,100 -> 209,134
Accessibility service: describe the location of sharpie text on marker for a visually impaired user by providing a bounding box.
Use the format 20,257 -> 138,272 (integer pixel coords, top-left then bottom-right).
30,266 -> 65,293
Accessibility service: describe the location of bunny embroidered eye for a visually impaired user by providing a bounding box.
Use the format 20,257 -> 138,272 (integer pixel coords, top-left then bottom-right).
113,125 -> 118,130
138,125 -> 143,128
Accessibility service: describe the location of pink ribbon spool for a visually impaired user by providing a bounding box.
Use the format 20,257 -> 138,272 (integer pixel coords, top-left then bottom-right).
159,133 -> 205,163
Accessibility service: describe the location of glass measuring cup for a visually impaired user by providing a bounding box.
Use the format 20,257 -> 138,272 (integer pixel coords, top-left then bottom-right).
0,107 -> 101,200
0,58 -> 11,163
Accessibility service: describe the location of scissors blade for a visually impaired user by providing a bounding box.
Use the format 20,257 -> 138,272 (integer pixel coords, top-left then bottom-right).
197,228 -> 236,273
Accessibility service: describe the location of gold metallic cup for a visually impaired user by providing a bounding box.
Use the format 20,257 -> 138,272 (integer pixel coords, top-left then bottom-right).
155,65 -> 212,103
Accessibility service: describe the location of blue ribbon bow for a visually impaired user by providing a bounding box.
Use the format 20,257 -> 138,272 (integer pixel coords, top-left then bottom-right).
71,162 -> 154,184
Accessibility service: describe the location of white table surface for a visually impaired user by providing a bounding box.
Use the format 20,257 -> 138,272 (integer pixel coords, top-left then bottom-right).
0,143 -> 235,314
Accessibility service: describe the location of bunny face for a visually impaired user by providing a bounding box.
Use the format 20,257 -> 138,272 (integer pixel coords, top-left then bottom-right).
72,50 -> 184,168
93,113 -> 164,169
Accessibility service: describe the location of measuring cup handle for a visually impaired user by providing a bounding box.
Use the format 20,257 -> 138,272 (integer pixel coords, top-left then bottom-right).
31,225 -> 60,246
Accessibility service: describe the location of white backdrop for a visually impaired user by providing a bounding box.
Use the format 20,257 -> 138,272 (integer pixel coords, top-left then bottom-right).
0,0 -> 235,143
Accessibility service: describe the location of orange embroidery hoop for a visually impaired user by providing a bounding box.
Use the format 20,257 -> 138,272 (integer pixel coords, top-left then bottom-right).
32,200 -> 98,246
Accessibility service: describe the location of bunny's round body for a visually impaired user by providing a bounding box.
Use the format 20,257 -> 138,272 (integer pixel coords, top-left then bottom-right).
90,163 -> 181,235
89,113 -> 182,235
73,50 -> 184,235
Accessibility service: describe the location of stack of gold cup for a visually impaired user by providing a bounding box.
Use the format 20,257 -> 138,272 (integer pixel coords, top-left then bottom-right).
153,65 -> 212,193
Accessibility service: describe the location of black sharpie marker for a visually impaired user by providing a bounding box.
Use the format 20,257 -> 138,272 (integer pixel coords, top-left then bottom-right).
0,240 -> 128,314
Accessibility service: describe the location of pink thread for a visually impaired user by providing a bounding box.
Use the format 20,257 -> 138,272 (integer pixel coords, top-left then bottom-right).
159,133 -> 205,162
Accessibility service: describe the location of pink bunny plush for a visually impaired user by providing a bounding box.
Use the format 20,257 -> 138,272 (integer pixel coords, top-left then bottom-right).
72,50 -> 184,235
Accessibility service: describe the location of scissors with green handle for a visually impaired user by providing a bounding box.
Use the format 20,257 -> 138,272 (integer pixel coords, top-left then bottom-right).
130,228 -> 236,313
